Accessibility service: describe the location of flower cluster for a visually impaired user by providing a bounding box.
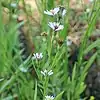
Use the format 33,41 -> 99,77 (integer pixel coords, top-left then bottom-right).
48,22 -> 64,32
44,7 -> 66,17
44,6 -> 66,32
45,95 -> 54,100
44,7 -> 59,16
41,69 -> 53,76
32,53 -> 43,60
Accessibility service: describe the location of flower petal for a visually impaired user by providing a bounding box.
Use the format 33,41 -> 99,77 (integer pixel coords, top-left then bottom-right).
41,71 -> 46,76
45,95 -> 54,100
62,9 -> 66,16
48,22 -> 55,30
40,53 -> 43,58
48,70 -> 53,76
44,7 -> 59,16
55,25 -> 64,31
44,10 -> 53,16
44,69 -> 48,73
53,7 -> 60,15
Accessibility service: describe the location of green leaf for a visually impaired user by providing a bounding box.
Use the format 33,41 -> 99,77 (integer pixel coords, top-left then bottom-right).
34,80 -> 37,100
47,0 -> 54,10
84,39 -> 100,54
2,94 -> 18,100
72,63 -> 76,82
83,52 -> 97,74
54,91 -> 64,100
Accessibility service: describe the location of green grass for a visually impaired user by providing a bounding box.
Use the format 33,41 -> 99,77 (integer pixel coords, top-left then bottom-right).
0,0 -> 100,100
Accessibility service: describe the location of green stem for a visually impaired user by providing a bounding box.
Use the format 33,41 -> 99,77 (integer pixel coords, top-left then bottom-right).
43,77 -> 49,100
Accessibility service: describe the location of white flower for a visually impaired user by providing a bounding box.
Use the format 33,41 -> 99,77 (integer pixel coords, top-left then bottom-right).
10,3 -> 17,8
62,9 -> 66,16
32,53 -> 43,60
66,36 -> 72,46
48,22 -> 64,31
86,8 -> 90,13
45,95 -> 54,100
41,69 -> 53,76
48,70 -> 53,76
44,69 -> 48,73
41,69 -> 47,76
44,7 -> 59,16
59,6 -> 66,17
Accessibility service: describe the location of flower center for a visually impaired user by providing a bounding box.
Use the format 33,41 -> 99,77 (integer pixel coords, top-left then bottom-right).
50,10 -> 55,14
54,25 -> 58,30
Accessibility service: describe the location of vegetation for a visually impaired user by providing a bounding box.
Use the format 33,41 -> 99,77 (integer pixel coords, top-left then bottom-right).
0,0 -> 100,100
